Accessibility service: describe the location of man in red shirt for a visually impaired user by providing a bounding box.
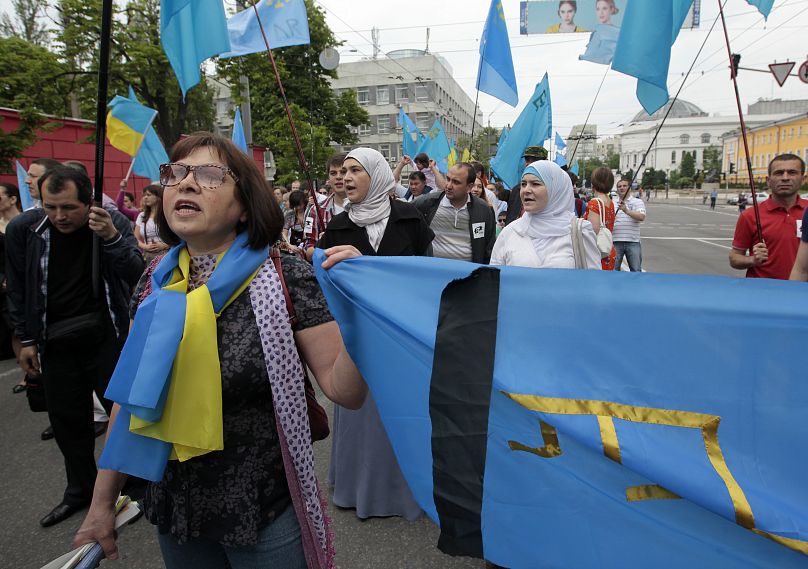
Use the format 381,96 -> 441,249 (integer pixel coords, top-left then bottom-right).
730,153 -> 807,279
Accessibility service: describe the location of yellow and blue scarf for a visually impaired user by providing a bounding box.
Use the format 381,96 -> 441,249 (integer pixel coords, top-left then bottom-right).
100,232 -> 269,481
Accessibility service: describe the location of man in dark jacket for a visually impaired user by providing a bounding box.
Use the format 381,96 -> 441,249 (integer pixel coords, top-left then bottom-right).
413,163 -> 496,264
5,166 -> 144,527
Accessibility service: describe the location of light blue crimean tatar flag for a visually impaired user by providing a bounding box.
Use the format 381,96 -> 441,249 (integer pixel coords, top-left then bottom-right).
611,0 -> 693,115
417,119 -> 452,164
746,0 -> 774,17
489,73 -> 552,189
570,159 -> 579,176
126,87 -> 169,182
399,108 -> 424,158
477,0 -> 518,107
313,251 -> 808,569
161,0 -> 231,98
232,107 -> 249,154
553,153 -> 567,168
15,160 -> 34,210
220,0 -> 310,58
554,131 -> 566,150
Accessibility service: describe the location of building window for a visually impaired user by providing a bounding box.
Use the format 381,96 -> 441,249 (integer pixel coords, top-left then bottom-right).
671,150 -> 677,164
416,112 -> 431,130
379,143 -> 391,159
377,115 -> 391,135
376,86 -> 389,105
790,128 -> 795,138
701,133 -> 710,144
395,85 -> 408,102
357,88 -> 369,106
799,126 -> 803,137
680,134 -> 690,144
358,123 -> 371,136
415,84 -> 429,102
633,154 -> 637,167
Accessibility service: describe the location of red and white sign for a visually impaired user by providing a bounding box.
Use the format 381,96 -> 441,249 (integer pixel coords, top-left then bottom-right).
799,60 -> 808,84
769,61 -> 796,87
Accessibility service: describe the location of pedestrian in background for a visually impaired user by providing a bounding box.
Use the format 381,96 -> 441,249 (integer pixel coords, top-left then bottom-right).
613,177 -> 646,271
584,166 -> 617,270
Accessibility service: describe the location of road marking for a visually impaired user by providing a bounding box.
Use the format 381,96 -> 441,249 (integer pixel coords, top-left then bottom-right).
0,368 -> 20,379
675,205 -> 739,217
695,239 -> 732,250
642,237 -> 732,240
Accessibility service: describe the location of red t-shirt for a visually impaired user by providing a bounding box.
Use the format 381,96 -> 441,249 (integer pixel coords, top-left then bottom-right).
732,197 -> 807,280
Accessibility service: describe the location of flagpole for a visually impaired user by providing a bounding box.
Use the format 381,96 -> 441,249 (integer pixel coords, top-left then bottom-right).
90,0 -> 114,300
717,0 -> 763,244
568,66 -> 609,166
249,1 -> 325,230
469,54 -> 484,153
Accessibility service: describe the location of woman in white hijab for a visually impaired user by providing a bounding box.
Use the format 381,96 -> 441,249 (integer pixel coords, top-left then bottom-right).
491,160 -> 601,269
317,147 -> 433,522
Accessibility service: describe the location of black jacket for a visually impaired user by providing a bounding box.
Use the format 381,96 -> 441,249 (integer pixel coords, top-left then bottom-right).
5,208 -> 145,347
317,199 -> 434,256
413,192 -> 497,264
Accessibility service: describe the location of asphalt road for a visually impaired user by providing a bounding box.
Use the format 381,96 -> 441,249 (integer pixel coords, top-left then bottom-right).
0,201 -> 750,568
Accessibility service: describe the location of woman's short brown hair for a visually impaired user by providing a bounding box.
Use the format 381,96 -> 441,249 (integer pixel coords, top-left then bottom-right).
590,166 -> 614,194
156,132 -> 283,249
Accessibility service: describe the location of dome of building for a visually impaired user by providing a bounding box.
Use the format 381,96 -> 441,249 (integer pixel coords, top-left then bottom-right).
631,99 -> 708,122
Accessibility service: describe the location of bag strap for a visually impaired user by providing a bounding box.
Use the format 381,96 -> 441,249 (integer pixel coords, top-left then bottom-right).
270,247 -> 299,328
569,217 -> 584,269
598,198 -> 606,227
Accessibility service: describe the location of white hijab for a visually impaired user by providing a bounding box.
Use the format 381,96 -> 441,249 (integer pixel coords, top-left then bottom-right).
343,148 -> 393,251
512,160 -> 576,262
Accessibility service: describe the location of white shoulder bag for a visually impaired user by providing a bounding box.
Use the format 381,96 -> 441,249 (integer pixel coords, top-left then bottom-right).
595,199 -> 613,259
569,217 -> 585,269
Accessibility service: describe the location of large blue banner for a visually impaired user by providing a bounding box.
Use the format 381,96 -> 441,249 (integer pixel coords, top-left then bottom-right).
314,251 -> 808,568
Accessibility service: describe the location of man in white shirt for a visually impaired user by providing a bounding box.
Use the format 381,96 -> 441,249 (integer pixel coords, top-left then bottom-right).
613,177 -> 646,271
414,163 -> 496,264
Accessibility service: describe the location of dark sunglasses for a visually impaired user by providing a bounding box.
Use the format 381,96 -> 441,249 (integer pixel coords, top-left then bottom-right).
159,163 -> 239,189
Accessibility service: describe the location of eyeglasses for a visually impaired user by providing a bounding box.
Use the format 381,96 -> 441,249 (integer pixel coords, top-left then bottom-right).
159,163 -> 239,189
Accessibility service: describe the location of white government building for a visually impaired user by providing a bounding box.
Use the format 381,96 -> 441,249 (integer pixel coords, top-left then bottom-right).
619,99 -> 792,180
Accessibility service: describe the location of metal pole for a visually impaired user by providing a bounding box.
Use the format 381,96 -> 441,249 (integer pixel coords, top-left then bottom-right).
250,1 -> 324,229
717,0 -> 763,243
91,0 -> 114,299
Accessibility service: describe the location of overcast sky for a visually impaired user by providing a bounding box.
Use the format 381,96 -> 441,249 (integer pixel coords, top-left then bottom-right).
2,0 -> 806,139
315,0 -> 808,138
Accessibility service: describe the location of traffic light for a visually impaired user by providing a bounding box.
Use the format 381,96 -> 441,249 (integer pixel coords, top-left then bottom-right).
729,162 -> 736,174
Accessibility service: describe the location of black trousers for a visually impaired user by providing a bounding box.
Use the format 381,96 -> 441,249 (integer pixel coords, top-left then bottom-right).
41,321 -> 122,506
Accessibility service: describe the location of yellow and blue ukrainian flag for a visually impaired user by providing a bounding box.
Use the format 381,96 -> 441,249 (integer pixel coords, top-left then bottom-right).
107,88 -> 168,181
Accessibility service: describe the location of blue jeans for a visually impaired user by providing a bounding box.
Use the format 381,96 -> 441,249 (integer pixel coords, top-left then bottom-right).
614,241 -> 642,272
157,505 -> 307,569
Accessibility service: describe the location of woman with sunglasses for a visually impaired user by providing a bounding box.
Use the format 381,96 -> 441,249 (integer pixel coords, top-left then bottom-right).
74,132 -> 367,569
317,147 -> 433,522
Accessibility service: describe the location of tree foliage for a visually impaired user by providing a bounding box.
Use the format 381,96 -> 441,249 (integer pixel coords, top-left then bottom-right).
0,36 -> 67,172
680,150 -> 696,179
217,0 -> 368,181
54,0 -> 214,148
457,125 -> 500,169
702,145 -> 722,174
0,0 -> 49,46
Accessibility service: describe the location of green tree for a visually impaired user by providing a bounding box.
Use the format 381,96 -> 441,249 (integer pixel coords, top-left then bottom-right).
0,0 -> 49,46
217,0 -> 368,181
680,150 -> 696,179
54,0 -> 214,147
607,152 -> 620,171
0,36 -> 67,172
457,125 -> 500,168
702,145 -> 722,175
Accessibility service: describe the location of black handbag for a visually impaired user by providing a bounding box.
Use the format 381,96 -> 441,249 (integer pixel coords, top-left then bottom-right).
46,313 -> 104,342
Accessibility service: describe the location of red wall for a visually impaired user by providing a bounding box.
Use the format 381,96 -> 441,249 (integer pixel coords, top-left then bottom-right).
1,108 -> 266,202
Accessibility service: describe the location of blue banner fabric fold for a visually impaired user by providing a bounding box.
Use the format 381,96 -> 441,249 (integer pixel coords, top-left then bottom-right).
219,0 -> 310,58
611,0 -> 694,115
746,0 -> 775,17
313,251 -> 808,567
15,160 -> 33,210
489,74 -> 552,189
554,131 -> 566,150
477,0 -> 519,107
570,160 -> 579,176
579,23 -> 620,65
399,108 -> 422,158
160,0 -> 231,97
553,153 -> 567,167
